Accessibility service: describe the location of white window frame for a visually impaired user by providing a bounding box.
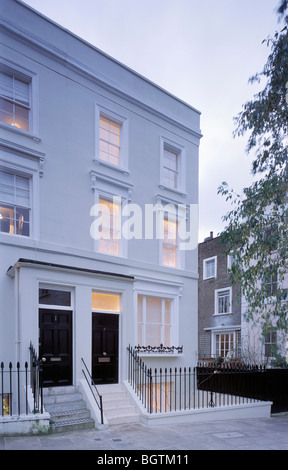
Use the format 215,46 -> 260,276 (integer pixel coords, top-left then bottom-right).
0,168 -> 31,237
155,195 -> 186,270
38,284 -> 74,310
94,105 -> 129,173
214,287 -> 232,315
0,58 -> 39,140
0,151 -> 41,241
133,277 -> 182,354
160,137 -> 186,196
203,256 -> 217,280
212,330 -> 237,359
90,170 -> 133,258
137,295 -> 173,348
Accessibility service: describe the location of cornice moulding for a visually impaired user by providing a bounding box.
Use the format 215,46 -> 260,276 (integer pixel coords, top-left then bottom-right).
0,16 -> 203,140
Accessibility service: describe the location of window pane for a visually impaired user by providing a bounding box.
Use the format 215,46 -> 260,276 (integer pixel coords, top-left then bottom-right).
0,73 -> 30,130
39,289 -> 71,306
146,324 -> 161,345
92,292 -> 120,312
146,297 -> 162,323
98,198 -> 120,255
99,116 -> 120,166
205,259 -> 215,278
218,290 -> 230,313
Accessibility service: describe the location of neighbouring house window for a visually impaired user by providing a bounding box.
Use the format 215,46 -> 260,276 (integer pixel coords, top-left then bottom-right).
215,333 -> 234,358
203,256 -> 217,279
264,330 -> 277,358
263,266 -> 278,297
162,218 -> 178,267
0,169 -> 30,236
99,116 -> 121,166
215,287 -> 232,315
0,71 -> 30,131
98,197 -> 120,256
227,253 -> 236,272
137,295 -> 171,347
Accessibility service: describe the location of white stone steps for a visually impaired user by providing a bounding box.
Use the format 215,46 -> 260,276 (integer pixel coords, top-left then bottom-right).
43,386 -> 95,433
97,383 -> 140,425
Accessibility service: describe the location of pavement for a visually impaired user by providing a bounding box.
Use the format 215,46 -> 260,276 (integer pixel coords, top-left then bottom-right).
1,414 -> 288,451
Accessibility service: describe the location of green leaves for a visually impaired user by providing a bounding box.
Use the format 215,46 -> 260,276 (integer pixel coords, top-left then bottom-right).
218,6 -> 288,334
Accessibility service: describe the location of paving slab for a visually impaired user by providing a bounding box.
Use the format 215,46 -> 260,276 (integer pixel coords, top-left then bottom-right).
1,414 -> 288,451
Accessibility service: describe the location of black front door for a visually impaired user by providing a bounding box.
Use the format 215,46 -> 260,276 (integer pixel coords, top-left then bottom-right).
92,313 -> 119,384
39,309 -> 73,387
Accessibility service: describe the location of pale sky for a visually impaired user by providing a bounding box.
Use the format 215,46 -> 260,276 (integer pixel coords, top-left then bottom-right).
21,0 -> 282,242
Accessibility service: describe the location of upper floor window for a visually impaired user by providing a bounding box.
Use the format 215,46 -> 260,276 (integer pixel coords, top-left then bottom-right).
203,256 -> 217,279
264,330 -> 277,358
0,71 -> 30,131
162,217 -> 178,268
95,106 -> 129,173
263,265 -> 278,297
163,147 -> 179,190
98,197 -> 120,256
0,169 -> 31,237
99,116 -> 121,166
215,287 -> 232,315
160,138 -> 186,195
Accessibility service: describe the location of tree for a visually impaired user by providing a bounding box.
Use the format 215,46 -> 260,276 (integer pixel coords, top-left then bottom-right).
218,1 -> 288,334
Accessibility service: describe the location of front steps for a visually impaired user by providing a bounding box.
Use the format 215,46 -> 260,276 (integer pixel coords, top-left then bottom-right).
98,383 -> 141,425
43,386 -> 95,433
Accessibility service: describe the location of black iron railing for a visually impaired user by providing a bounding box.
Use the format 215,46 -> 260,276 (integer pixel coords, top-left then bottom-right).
29,343 -> 43,414
81,358 -> 104,424
127,345 -> 262,414
0,345 -> 43,417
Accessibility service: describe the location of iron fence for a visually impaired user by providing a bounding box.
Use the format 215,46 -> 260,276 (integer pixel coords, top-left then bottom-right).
0,345 -> 43,417
127,345 -> 261,414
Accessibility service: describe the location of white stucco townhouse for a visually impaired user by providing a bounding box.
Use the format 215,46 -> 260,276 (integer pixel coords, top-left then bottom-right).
0,0 -> 201,424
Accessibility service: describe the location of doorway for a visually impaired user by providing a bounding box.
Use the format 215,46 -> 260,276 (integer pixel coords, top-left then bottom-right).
92,313 -> 119,384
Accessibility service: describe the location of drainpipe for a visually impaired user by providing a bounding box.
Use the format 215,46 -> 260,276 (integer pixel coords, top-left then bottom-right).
15,266 -> 21,364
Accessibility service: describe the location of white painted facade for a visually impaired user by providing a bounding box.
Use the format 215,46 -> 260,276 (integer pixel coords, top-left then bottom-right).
0,0 -> 201,390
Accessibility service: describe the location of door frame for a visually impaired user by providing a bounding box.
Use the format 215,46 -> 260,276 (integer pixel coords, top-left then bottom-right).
92,312 -> 120,384
38,284 -> 74,386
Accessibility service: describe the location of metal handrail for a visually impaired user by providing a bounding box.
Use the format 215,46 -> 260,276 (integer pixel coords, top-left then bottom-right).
81,358 -> 103,425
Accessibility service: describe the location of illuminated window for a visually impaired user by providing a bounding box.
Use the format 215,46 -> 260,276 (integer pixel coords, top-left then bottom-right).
0,71 -> 30,131
137,295 -> 171,346
99,116 -> 121,166
163,218 -> 178,267
98,197 -> 120,255
92,292 -> 120,312
0,169 -> 30,236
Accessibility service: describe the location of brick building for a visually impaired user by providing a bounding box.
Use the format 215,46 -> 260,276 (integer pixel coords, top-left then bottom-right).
198,232 -> 241,360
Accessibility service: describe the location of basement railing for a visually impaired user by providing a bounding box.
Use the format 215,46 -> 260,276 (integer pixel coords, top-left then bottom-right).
127,345 -> 262,414
81,358 -> 104,425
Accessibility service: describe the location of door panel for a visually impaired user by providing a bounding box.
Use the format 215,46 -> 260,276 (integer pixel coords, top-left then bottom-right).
92,313 -> 119,384
39,309 -> 73,387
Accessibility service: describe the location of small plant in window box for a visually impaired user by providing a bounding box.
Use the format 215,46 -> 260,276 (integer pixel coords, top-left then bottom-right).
214,356 -> 224,366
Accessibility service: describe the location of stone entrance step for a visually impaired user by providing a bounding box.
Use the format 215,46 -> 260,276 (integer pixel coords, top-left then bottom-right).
43,386 -> 95,433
